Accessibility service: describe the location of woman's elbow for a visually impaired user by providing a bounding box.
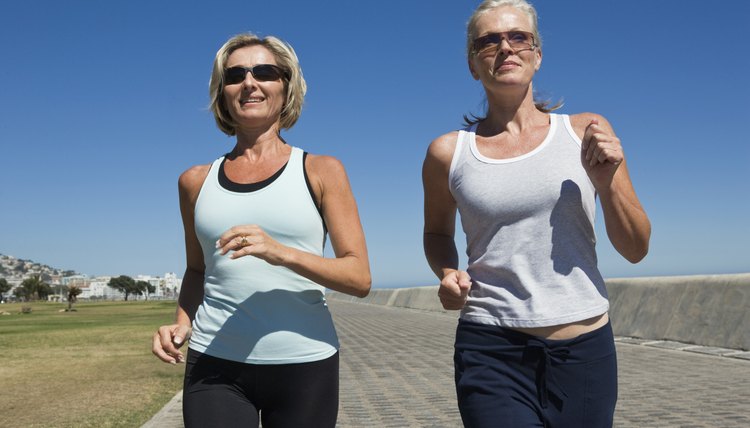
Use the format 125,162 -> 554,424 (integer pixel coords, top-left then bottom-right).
354,272 -> 372,298
613,222 -> 651,264
624,247 -> 648,264
622,236 -> 650,264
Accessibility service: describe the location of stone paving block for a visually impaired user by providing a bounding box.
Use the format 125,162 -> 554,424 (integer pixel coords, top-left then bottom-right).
642,340 -> 696,350
684,346 -> 745,356
614,336 -> 652,345
143,300 -> 750,428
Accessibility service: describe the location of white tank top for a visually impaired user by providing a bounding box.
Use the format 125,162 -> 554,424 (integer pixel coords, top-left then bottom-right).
449,114 -> 609,328
189,146 -> 339,364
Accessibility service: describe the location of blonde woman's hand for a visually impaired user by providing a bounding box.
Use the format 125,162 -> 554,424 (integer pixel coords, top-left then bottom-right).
152,323 -> 191,364
216,225 -> 287,265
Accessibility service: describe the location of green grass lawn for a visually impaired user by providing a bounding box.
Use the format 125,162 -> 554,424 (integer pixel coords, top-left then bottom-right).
0,300 -> 184,427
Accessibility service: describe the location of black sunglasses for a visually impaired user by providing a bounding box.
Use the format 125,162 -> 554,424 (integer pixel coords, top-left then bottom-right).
224,64 -> 290,85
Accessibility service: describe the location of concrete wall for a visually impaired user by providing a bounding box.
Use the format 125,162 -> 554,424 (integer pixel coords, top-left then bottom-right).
606,274 -> 750,350
327,273 -> 750,350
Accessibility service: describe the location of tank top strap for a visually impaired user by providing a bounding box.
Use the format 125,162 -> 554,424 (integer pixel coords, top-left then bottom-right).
289,146 -> 303,167
449,125 -> 477,181
194,156 -> 225,205
207,156 -> 224,181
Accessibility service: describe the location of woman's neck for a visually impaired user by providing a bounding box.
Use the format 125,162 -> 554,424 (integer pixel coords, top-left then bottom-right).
480,85 -> 545,136
231,124 -> 288,161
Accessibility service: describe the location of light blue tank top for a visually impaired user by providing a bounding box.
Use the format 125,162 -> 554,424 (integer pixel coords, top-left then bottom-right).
449,114 -> 609,328
189,146 -> 339,364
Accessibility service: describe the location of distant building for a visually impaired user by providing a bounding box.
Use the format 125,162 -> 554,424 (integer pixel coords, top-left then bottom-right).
57,273 -> 183,300
61,274 -> 89,287
135,273 -> 182,299
163,272 -> 181,298
1,254 -> 182,301
78,276 -> 123,300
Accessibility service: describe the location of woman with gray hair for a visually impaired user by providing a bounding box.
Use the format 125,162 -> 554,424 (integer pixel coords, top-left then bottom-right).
422,0 -> 650,426
152,32 -> 371,427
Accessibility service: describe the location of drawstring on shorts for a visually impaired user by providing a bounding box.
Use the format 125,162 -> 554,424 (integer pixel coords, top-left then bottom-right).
527,339 -> 570,409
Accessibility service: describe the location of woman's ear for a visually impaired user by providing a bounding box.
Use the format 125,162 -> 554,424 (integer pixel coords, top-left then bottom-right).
468,58 -> 480,80
534,48 -> 542,71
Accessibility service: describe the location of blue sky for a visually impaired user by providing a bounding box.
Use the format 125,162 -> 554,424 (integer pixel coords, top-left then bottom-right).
1,1 -> 748,287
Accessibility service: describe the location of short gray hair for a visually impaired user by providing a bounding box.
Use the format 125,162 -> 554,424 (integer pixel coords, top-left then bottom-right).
466,0 -> 542,58
463,0 -> 561,124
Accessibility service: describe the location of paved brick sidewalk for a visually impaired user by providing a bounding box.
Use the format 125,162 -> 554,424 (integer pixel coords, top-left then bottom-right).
143,300 -> 750,427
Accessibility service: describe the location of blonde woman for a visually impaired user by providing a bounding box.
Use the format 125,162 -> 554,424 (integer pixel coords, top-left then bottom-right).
152,33 -> 370,427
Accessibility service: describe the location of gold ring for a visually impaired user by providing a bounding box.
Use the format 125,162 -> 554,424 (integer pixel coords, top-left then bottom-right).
239,236 -> 248,247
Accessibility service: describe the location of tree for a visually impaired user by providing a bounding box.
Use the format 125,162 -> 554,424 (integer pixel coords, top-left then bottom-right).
0,278 -> 10,302
146,283 -> 156,300
132,281 -> 146,300
67,285 -> 82,311
135,281 -> 154,300
20,275 -> 46,301
108,275 -> 136,301
21,278 -> 37,301
37,282 -> 53,300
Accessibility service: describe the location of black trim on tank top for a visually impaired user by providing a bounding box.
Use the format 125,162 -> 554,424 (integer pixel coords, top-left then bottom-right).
303,152 -> 328,234
218,155 -> 288,192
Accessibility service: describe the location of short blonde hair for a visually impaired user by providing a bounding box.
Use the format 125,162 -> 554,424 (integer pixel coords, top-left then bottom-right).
209,33 -> 307,135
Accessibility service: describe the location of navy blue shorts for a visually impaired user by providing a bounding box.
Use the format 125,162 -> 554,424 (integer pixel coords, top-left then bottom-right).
182,349 -> 339,428
454,319 -> 617,428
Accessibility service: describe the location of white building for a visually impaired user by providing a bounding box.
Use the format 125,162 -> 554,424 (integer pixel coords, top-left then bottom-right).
51,273 -> 183,301
134,273 -> 181,299
162,272 -> 181,298
78,276 -> 123,300
61,274 -> 89,287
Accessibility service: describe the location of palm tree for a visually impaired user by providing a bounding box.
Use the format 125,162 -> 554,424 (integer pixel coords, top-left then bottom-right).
20,275 -> 43,301
67,286 -> 82,311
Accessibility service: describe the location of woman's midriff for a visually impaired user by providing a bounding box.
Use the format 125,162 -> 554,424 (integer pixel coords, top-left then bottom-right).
509,313 -> 610,340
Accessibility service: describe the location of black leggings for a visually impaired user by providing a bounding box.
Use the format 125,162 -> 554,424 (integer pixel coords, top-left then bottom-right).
183,349 -> 339,428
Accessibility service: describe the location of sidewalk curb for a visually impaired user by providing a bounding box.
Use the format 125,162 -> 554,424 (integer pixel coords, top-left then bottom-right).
141,390 -> 182,428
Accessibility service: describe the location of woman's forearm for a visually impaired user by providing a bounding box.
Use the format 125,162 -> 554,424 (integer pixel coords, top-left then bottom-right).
281,248 -> 371,297
424,232 -> 460,280
175,268 -> 205,325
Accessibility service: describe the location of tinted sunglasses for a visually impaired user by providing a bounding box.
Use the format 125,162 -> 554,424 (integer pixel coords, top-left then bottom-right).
224,64 -> 289,85
472,31 -> 537,55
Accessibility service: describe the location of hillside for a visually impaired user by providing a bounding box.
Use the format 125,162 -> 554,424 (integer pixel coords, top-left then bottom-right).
0,253 -> 78,283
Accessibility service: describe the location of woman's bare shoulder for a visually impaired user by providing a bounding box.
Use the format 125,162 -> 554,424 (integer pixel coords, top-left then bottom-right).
305,153 -> 346,179
178,163 -> 212,195
569,112 -> 614,138
427,130 -> 460,161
